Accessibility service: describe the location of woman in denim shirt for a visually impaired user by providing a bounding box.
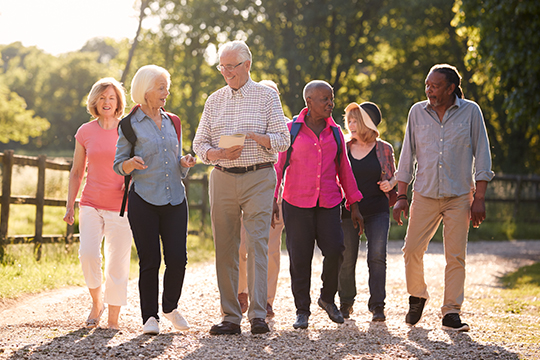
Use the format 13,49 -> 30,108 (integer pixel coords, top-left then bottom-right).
113,65 -> 196,335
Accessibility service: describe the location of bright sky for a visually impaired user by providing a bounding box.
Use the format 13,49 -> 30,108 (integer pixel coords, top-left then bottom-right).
0,0 -> 154,55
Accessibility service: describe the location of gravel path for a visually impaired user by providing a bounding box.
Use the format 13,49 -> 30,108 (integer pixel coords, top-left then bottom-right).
1,240 -> 540,359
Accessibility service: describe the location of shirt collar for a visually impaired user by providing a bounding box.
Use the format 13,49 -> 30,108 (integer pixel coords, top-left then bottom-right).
226,77 -> 254,99
297,107 -> 339,128
133,107 -> 166,122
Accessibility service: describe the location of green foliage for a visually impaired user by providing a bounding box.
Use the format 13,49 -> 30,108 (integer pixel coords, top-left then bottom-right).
455,0 -> 540,174
0,82 -> 50,143
501,262 -> 540,291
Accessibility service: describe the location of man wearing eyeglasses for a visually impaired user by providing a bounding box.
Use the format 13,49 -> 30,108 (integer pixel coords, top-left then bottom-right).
193,40 -> 290,335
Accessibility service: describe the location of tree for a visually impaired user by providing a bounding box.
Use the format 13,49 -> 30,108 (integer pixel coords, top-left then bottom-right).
455,0 -> 540,174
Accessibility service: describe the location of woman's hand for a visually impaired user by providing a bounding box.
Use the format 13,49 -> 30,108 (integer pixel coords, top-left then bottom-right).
377,180 -> 393,193
122,156 -> 147,174
63,207 -> 75,225
181,154 -> 197,168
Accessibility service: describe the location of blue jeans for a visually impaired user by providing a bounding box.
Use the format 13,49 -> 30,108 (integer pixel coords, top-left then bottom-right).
338,211 -> 389,311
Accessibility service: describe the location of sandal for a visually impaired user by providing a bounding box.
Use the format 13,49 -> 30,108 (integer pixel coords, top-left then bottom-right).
86,306 -> 105,328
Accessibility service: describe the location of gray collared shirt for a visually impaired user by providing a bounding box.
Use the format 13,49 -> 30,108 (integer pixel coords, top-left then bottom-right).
396,96 -> 495,198
113,108 -> 189,206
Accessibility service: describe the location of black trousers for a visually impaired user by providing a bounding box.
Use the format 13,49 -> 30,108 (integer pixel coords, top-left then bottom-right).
128,189 -> 188,323
283,200 -> 344,316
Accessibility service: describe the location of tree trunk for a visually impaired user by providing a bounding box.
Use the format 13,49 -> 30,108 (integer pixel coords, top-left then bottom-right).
121,0 -> 151,84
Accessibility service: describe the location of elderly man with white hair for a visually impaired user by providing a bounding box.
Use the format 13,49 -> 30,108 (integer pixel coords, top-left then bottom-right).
193,41 -> 290,335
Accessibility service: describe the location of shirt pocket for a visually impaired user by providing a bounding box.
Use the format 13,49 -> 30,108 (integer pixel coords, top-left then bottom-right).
416,124 -> 433,146
449,121 -> 471,146
137,136 -> 160,159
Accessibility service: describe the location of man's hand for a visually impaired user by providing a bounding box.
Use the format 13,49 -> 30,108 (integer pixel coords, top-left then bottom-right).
470,196 -> 486,228
392,199 -> 409,226
271,198 -> 280,229
350,202 -> 364,236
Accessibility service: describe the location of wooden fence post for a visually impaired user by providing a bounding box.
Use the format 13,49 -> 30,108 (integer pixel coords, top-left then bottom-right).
1,150 -> 14,260
34,154 -> 46,261
513,175 -> 522,219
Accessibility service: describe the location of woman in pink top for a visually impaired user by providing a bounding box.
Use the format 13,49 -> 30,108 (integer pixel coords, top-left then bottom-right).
273,80 -> 364,330
63,78 -> 133,330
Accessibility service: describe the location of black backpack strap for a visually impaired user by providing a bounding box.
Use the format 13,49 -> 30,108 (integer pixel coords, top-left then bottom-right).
117,106 -> 139,217
283,116 -> 301,173
330,125 -> 342,166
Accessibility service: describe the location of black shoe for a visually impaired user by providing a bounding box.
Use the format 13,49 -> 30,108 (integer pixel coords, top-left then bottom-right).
250,318 -> 270,334
405,296 -> 427,326
293,313 -> 309,329
340,303 -> 353,319
209,321 -> 241,335
371,306 -> 386,322
442,313 -> 470,332
318,298 -> 344,324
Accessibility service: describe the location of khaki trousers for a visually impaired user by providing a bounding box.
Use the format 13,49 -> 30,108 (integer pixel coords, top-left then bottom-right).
402,192 -> 473,315
238,203 -> 284,307
209,167 -> 276,324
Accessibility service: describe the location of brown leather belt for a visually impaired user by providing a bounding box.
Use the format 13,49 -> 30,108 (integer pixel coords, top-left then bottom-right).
215,162 -> 273,174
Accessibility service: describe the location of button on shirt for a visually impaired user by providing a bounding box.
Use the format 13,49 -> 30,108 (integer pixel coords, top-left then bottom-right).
113,108 -> 189,206
395,96 -> 494,198
193,78 -> 290,166
275,107 -> 363,209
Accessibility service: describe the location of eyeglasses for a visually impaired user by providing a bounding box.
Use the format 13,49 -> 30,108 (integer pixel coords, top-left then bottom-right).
216,61 -> 245,72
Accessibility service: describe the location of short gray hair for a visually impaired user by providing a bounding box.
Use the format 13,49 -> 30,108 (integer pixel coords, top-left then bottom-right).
303,80 -> 332,104
130,65 -> 171,105
218,40 -> 252,63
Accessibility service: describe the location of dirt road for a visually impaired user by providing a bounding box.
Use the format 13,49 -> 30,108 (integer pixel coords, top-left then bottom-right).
1,240 -> 539,359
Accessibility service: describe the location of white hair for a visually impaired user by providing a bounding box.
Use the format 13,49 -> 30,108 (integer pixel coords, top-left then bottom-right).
259,80 -> 279,94
130,65 -> 171,105
218,40 -> 252,63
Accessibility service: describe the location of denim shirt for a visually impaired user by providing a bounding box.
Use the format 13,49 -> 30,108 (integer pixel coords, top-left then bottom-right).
113,108 -> 189,206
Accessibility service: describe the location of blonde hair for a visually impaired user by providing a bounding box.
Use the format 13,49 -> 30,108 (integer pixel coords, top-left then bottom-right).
86,77 -> 126,119
345,107 -> 378,143
131,65 -> 171,105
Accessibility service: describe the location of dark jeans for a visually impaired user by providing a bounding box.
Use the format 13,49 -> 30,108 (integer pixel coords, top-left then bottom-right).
283,200 -> 344,316
128,189 -> 188,323
338,211 -> 389,311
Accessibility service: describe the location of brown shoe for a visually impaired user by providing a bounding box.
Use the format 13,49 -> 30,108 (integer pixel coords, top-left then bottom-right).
209,321 -> 241,335
238,293 -> 248,313
250,318 -> 270,334
266,303 -> 275,318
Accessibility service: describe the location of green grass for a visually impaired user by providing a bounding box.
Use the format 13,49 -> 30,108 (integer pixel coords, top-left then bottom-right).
469,262 -> 540,346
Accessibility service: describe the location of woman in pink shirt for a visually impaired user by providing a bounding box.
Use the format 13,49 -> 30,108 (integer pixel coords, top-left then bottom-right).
64,78 -> 133,330
273,80 -> 364,330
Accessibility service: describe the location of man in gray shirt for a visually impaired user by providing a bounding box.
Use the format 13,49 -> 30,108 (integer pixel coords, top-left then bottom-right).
393,64 -> 494,331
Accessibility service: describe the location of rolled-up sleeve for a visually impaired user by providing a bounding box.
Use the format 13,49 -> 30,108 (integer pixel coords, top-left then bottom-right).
471,104 -> 495,182
192,102 -> 216,165
265,92 -> 290,153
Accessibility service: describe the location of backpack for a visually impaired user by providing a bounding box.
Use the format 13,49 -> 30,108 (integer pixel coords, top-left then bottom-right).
282,115 -> 342,173
117,105 -> 182,216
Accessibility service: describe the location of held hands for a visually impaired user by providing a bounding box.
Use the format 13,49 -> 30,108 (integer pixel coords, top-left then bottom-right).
392,199 -> 409,226
181,154 -> 197,168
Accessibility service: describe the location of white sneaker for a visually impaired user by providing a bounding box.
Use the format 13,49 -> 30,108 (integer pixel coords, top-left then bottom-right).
163,309 -> 190,331
143,316 -> 159,335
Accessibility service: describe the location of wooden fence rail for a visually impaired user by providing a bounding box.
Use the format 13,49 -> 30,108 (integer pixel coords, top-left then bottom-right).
0,150 -> 208,260
1,150 -> 539,260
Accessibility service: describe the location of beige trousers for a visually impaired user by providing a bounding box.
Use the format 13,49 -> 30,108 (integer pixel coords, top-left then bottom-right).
402,192 -> 473,316
238,202 -> 284,307
209,167 -> 276,324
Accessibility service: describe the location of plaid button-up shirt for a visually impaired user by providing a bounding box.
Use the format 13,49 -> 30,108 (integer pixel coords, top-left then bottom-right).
193,78 -> 290,167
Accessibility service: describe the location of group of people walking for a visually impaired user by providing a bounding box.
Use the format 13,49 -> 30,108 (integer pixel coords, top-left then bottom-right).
64,40 -> 494,335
